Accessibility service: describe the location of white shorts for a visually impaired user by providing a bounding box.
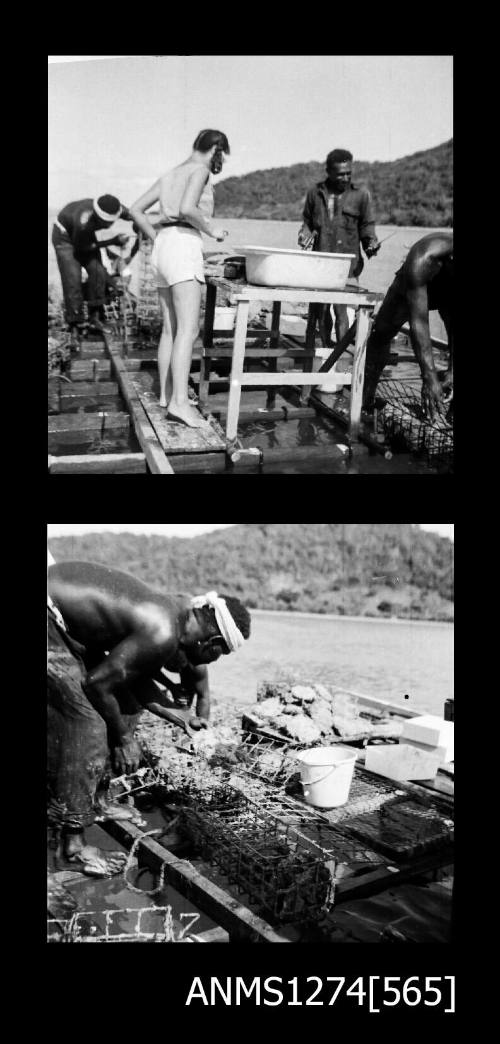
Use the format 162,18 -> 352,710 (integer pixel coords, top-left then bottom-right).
150,226 -> 205,289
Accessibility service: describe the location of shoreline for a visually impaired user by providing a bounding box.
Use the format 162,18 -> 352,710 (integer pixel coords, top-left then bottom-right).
250,608 -> 453,627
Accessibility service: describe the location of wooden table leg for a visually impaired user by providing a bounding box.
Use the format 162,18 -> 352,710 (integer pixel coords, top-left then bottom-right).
349,306 -> 372,442
199,281 -> 216,407
300,303 -> 317,405
266,301 -> 281,409
226,299 -> 250,442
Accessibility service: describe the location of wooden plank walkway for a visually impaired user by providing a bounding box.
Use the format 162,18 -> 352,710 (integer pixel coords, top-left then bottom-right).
104,338 -> 174,474
131,375 -> 226,456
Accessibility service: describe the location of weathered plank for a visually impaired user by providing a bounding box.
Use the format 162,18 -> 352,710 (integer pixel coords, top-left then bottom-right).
226,299 -> 251,441
48,452 -> 147,474
100,818 -> 290,943
237,372 -> 351,386
136,387 -> 226,455
104,340 -> 174,474
69,359 -> 112,381
208,405 -> 318,423
171,451 -> 228,474
335,844 -> 454,906
48,412 -> 130,451
349,306 -> 372,441
60,381 -> 122,412
77,344 -> 107,359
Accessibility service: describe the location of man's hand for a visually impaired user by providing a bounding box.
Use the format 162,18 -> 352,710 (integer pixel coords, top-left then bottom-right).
364,239 -> 381,258
298,227 -> 316,251
113,738 -> 142,775
212,226 -> 229,242
422,374 -> 446,422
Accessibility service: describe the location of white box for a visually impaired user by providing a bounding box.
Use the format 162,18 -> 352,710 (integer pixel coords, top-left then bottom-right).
365,743 -> 442,782
402,715 -> 454,762
402,738 -> 451,764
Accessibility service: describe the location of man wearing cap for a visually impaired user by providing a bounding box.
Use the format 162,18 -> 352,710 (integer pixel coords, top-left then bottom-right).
51,194 -> 137,342
47,557 -> 251,875
298,149 -> 380,348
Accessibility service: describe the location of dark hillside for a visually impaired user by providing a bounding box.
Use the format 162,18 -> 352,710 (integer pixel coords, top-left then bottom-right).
49,524 -> 453,621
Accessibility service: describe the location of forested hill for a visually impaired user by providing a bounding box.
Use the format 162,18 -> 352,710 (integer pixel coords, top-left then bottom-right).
214,140 -> 453,226
49,524 -> 453,621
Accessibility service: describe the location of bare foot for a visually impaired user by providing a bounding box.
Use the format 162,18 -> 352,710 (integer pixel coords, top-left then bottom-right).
167,402 -> 205,428
67,845 -> 127,877
159,399 -> 170,409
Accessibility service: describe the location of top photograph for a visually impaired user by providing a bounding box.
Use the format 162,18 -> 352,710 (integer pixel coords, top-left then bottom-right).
48,55 -> 453,475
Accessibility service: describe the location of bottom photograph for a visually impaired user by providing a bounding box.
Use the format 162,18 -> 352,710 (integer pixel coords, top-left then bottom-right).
46,522 -> 454,944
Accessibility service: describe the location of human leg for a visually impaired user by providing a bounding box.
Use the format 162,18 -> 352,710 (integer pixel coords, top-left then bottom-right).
333,305 -> 349,345
157,287 -> 177,407
82,255 -> 110,323
47,615 -> 126,875
363,283 -> 409,409
52,227 -> 85,328
168,279 -> 204,427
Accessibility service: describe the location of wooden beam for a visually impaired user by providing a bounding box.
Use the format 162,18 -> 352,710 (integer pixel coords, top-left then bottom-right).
48,412 -> 130,452
104,339 -> 174,474
208,405 -> 318,423
100,818 -> 290,943
59,381 -> 122,412
69,359 -> 112,381
226,299 -> 250,441
48,453 -> 147,474
237,372 -> 351,386
266,300 -> 281,409
199,280 -> 217,405
170,452 -> 227,474
317,321 -> 357,373
349,306 -> 372,442
335,844 -> 454,906
231,443 -> 349,470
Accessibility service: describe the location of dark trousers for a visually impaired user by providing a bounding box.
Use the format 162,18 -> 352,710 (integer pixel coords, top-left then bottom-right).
52,224 -> 110,327
363,275 -> 410,407
47,614 -> 142,832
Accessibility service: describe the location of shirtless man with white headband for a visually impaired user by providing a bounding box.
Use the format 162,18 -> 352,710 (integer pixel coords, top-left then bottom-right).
47,558 -> 250,874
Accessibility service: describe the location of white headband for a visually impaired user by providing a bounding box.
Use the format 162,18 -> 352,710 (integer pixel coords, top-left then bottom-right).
191,590 -> 245,653
93,198 -> 122,222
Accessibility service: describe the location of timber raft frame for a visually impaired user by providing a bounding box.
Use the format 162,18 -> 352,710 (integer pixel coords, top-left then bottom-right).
52,274 -> 449,473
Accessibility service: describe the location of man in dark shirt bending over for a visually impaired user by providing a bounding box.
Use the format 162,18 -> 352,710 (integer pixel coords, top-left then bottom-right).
51,194 -> 138,342
47,558 -> 251,875
362,232 -> 453,421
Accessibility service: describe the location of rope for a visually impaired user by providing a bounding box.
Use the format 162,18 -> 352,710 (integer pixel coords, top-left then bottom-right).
122,828 -> 169,896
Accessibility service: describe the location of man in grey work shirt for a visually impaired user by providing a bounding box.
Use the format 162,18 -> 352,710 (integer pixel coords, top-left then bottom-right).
298,149 -> 380,346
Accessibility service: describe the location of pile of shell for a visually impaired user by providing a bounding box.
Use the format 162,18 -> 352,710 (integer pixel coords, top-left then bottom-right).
248,681 -> 403,744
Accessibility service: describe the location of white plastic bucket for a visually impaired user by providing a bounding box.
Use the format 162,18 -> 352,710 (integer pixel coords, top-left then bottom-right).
296,745 -> 357,808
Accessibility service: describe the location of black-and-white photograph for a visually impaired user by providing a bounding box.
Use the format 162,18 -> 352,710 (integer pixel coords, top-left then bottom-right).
48,55 -> 453,475
47,523 -> 454,947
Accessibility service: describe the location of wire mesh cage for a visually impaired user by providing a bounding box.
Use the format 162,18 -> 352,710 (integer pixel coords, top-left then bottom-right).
180,782 -> 335,924
377,378 -> 453,466
47,904 -> 176,943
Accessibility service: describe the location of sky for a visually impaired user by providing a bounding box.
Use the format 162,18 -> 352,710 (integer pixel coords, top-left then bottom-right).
47,524 -> 453,540
48,55 -> 453,208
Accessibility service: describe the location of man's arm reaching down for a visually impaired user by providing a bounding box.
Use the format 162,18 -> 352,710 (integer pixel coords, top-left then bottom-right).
406,283 -> 445,421
82,632 -> 177,770
180,663 -> 210,723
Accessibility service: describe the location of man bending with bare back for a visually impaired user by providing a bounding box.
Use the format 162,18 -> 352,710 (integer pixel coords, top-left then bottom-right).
47,558 -> 251,875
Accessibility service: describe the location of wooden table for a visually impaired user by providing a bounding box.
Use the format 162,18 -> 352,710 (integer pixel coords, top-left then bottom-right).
201,277 -> 381,444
